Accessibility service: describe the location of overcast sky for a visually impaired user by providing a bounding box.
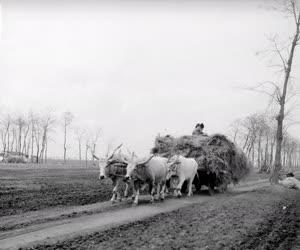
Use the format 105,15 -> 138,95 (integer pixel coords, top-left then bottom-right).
0,0 -> 299,158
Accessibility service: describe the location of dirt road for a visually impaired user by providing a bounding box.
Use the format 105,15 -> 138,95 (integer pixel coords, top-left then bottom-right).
35,185 -> 298,250
0,178 -> 277,250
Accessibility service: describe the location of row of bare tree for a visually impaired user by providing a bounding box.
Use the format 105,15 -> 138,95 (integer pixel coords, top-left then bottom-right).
229,113 -> 300,173
0,111 -> 55,163
0,110 -> 101,165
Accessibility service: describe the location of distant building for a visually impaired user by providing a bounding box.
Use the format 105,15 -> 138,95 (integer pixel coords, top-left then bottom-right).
0,151 -> 29,163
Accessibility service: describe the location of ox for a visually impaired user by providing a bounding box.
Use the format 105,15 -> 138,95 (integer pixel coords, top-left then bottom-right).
124,155 -> 168,205
166,155 -> 198,197
94,144 -> 131,203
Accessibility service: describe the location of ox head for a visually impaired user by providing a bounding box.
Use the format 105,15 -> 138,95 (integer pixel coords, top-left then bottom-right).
93,144 -> 123,180
123,154 -> 154,181
166,155 -> 181,180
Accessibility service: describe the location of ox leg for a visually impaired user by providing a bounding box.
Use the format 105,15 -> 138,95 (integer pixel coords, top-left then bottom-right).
110,179 -> 117,203
155,184 -> 161,201
176,179 -> 185,198
117,179 -> 123,202
133,188 -> 140,206
124,182 -> 129,199
187,178 -> 193,197
111,179 -> 120,203
117,190 -> 122,202
150,182 -> 156,203
160,183 -> 166,201
165,179 -> 170,195
131,187 -> 136,201
171,177 -> 179,196
131,181 -> 137,201
132,191 -> 136,201
132,182 -> 139,205
115,178 -> 122,202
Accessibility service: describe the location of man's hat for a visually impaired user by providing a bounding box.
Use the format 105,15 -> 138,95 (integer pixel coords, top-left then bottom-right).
195,123 -> 204,129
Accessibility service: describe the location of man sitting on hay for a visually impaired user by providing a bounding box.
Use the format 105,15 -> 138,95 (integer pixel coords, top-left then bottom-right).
192,123 -> 208,136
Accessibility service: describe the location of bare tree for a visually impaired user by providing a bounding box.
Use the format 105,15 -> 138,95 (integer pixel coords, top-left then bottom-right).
74,127 -> 85,161
33,117 -> 42,163
228,119 -> 242,144
21,121 -> 30,156
85,138 -> 90,168
0,114 -> 12,154
229,111 -> 300,173
245,1 -> 300,182
269,0 -> 300,182
39,112 -> 56,163
29,112 -> 37,163
62,111 -> 74,164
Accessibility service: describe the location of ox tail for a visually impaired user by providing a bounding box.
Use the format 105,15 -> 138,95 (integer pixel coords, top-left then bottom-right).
195,171 -> 199,181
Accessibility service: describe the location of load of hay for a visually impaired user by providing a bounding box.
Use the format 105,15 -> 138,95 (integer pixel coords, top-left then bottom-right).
151,134 -> 252,188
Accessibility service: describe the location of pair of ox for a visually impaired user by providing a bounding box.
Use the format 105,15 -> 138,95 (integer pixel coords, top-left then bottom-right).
123,154 -> 198,205
96,148 -> 199,205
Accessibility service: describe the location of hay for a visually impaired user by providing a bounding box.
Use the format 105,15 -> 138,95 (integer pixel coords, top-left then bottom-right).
151,134 -> 252,186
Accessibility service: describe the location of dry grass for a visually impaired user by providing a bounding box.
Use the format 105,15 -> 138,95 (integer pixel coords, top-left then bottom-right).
152,134 -> 252,187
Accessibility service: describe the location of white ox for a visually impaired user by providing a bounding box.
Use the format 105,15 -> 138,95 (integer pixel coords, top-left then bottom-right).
166,155 -> 198,197
124,155 -> 168,205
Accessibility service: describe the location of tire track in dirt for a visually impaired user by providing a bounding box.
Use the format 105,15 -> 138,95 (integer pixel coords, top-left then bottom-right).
25,186 -> 300,250
0,177 -> 273,234
0,178 -> 274,250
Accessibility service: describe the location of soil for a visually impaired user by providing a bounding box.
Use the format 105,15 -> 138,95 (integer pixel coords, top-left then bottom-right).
0,167 -> 121,217
0,165 -> 270,218
23,185 -> 300,250
1,166 -> 299,250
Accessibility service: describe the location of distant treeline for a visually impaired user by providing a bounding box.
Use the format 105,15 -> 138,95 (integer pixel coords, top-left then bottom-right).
0,110 -> 101,165
229,112 -> 300,173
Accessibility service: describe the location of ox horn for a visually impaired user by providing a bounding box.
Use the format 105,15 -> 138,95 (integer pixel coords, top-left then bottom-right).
108,143 -> 123,159
92,154 -> 100,161
138,154 -> 155,165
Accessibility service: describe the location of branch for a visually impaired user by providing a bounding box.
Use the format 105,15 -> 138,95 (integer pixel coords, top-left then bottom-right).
290,0 -> 298,25
273,41 -> 288,71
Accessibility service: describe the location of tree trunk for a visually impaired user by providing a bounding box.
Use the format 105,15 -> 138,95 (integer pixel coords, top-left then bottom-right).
63,123 -> 67,164
7,129 -> 10,154
264,136 -> 269,168
31,123 -> 34,163
257,133 -> 262,169
18,126 -> 22,154
26,136 -> 30,159
39,128 -> 47,163
271,15 -> 300,183
85,145 -> 88,168
78,140 -> 82,161
252,142 -> 255,165
242,132 -> 250,151
45,138 -> 48,163
270,135 -> 276,167
22,125 -> 30,155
